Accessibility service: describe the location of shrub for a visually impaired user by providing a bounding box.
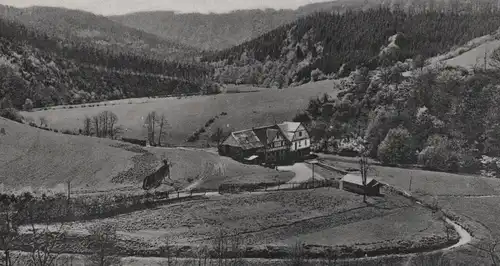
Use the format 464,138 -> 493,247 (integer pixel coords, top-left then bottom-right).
0,108 -> 24,123
418,144 -> 452,172
221,112 -> 228,116
22,98 -> 34,111
377,127 -> 416,165
62,129 -> 74,135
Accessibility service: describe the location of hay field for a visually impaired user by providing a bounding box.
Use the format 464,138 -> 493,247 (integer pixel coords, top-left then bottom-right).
60,188 -> 446,248
23,80 -> 339,145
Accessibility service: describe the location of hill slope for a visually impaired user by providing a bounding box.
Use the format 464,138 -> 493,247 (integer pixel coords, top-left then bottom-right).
110,0 -> 500,51
203,9 -> 500,87
110,9 -> 297,51
0,17 -> 212,109
0,5 -> 199,61
0,117 -> 138,191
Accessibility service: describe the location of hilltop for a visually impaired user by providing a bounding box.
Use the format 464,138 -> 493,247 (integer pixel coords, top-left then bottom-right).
203,8 -> 500,88
0,5 -> 199,61
110,0 -> 500,51
110,9 -> 297,51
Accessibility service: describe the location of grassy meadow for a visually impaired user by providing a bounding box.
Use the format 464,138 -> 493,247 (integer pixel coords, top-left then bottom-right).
22,81 -> 339,145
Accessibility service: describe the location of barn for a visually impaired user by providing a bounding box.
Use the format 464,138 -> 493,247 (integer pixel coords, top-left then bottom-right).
219,129 -> 264,163
340,173 -> 382,196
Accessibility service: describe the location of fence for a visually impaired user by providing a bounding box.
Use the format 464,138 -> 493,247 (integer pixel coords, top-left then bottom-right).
218,179 -> 339,194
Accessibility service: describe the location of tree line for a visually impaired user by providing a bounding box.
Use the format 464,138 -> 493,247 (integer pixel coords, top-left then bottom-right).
204,7 -> 500,87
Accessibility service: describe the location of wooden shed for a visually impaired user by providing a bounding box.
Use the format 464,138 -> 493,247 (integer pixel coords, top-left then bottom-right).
340,173 -> 382,196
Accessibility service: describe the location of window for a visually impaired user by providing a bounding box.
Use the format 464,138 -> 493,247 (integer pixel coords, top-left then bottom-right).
299,141 -> 302,147
299,131 -> 302,137
295,142 -> 297,150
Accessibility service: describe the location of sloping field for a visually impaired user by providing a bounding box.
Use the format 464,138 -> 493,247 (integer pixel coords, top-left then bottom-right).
23,80 -> 339,145
0,117 -> 136,192
0,118 -> 291,194
60,188 -> 447,249
146,147 -> 294,191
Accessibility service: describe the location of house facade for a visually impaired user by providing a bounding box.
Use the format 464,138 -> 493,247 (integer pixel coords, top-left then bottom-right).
253,126 -> 291,163
219,121 -> 311,164
276,122 -> 311,159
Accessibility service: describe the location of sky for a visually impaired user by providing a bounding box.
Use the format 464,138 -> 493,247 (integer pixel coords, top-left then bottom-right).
0,0 -> 332,16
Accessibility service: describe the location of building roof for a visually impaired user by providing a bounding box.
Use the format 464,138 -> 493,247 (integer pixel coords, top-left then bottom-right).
277,122 -> 301,141
341,174 -> 377,186
230,129 -> 264,150
253,126 -> 279,145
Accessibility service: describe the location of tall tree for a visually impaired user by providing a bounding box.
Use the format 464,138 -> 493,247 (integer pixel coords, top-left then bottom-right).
144,111 -> 158,146
157,113 -> 169,147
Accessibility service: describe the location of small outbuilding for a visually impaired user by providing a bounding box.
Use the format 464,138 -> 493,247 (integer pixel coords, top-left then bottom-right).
340,173 -> 383,196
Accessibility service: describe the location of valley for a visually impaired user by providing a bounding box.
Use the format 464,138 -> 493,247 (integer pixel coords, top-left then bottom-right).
3,1 -> 500,265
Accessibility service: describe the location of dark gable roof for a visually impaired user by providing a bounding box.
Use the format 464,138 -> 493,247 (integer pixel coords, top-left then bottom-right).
253,126 -> 279,145
232,129 -> 264,150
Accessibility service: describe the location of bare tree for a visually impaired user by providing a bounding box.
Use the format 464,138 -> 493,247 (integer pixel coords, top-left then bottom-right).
92,115 -> 100,138
26,222 -> 66,266
24,195 -> 67,266
157,113 -> 169,147
144,111 -> 158,146
211,127 -> 227,146
0,195 -> 24,266
86,223 -> 120,266
83,116 -> 92,136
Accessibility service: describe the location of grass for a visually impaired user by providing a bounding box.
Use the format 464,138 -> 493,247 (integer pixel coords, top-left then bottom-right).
0,117 -> 290,194
60,188 -> 446,250
145,147 -> 295,191
0,117 -> 136,192
22,81 -> 339,146
319,158 -> 500,197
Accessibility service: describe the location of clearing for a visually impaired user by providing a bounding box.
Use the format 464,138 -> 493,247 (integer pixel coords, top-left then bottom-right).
22,81 -> 339,146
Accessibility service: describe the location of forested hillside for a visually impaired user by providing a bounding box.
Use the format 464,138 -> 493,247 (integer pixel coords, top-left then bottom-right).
299,35 -> 500,176
0,5 -> 199,61
0,18 -> 213,109
204,8 -> 500,88
111,0 -> 500,52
